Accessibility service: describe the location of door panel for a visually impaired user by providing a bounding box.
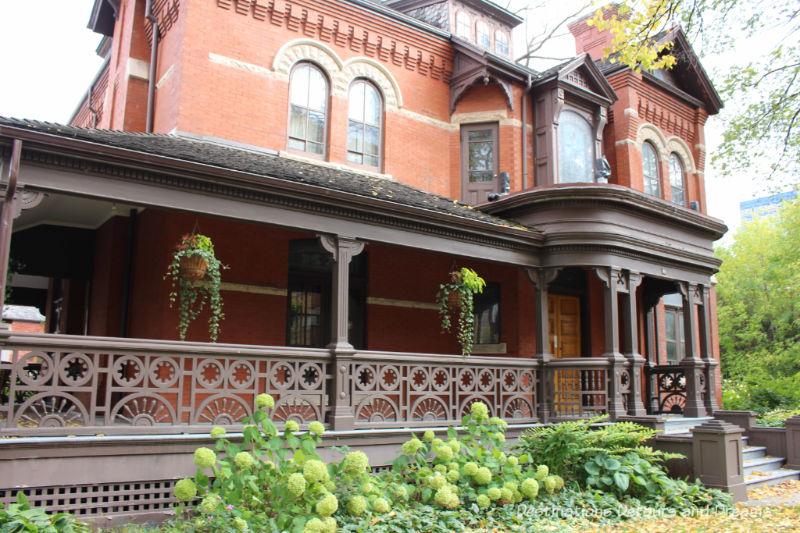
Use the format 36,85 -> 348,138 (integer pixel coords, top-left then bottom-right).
548,294 -> 581,358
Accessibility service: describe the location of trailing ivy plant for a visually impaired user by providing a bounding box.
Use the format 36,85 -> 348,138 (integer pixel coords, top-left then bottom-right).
436,267 -> 486,356
165,233 -> 227,342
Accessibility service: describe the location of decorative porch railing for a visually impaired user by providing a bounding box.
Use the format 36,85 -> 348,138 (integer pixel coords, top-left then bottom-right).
648,365 -> 687,414
0,332 -> 645,437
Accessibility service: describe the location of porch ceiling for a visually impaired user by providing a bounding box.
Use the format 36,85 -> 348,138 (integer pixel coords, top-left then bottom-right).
14,193 -> 139,232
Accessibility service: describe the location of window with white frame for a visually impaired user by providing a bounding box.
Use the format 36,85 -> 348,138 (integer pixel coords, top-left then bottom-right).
495,30 -> 509,56
476,21 -> 491,49
668,153 -> 685,206
456,11 -> 471,40
347,80 -> 382,168
558,110 -> 595,183
288,63 -> 328,156
642,141 -> 661,197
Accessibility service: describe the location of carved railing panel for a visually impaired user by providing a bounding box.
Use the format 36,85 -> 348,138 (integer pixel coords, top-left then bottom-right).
547,359 -> 610,419
649,365 -> 686,414
0,334 -> 330,436
350,353 -> 538,428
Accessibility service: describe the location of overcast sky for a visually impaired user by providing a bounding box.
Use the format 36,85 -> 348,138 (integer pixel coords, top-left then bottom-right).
0,0 -> 776,241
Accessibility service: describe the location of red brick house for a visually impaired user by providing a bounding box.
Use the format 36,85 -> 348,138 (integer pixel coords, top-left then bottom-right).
0,0 -> 724,517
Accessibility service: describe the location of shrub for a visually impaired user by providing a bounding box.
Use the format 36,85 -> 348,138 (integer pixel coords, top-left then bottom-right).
757,408 -> 800,427
1,492 -> 88,533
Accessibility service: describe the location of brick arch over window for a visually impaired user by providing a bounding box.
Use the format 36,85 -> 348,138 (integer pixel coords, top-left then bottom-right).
666,137 -> 696,174
635,123 -> 668,160
338,58 -> 403,110
273,39 -> 344,82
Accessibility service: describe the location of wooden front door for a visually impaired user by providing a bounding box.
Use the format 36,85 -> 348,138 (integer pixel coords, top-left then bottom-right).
548,294 -> 581,358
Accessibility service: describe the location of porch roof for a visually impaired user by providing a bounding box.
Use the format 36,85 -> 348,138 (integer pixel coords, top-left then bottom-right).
0,117 -> 536,235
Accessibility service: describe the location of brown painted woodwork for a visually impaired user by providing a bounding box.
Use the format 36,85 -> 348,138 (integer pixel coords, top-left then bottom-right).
460,123 -> 499,204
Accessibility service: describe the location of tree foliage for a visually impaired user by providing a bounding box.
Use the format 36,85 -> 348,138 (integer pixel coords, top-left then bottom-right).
583,0 -> 799,182
714,196 -> 800,409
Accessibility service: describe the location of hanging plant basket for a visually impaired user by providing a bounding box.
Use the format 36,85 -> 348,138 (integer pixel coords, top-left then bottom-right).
179,255 -> 208,281
446,271 -> 464,310
436,268 -> 486,356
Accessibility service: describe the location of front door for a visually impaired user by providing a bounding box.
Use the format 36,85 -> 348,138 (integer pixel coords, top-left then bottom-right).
548,294 -> 581,358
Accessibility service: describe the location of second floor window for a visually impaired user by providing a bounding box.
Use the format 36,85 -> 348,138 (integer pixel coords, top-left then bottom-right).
456,11 -> 471,40
495,31 -> 509,56
461,123 -> 498,204
474,282 -> 500,345
669,153 -> 685,206
477,21 -> 491,49
347,80 -> 382,168
558,110 -> 594,183
288,63 -> 328,156
642,142 -> 661,197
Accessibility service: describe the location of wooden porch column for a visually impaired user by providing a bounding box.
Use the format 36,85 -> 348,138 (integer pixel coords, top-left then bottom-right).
319,234 -> 365,430
0,140 -> 22,317
594,267 -> 626,420
679,282 -> 707,417
622,271 -> 646,416
698,284 -> 719,413
525,267 -> 559,423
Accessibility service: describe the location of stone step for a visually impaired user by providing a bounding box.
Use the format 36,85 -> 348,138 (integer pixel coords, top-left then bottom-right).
742,445 -> 767,461
744,455 -> 786,476
745,467 -> 800,489
662,416 -> 714,434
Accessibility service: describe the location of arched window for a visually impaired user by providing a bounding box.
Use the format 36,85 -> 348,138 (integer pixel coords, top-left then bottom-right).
476,21 -> 491,49
668,153 -> 685,205
495,31 -> 509,56
288,63 -> 328,156
347,80 -> 382,168
456,11 -> 471,40
642,142 -> 661,197
558,110 -> 595,183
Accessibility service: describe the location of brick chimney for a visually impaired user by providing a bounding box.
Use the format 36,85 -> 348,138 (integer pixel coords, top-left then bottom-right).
568,4 -> 621,61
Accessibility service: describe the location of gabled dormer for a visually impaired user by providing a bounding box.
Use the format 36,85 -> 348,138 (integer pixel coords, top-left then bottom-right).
531,54 -> 617,187
384,0 -> 522,58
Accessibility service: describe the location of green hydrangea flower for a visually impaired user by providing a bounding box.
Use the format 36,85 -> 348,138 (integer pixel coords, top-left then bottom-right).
474,467 -> 492,485
395,485 -> 408,500
422,430 -> 435,443
284,420 -> 300,433
308,421 -> 325,437
476,494 -> 491,508
324,480 -> 336,492
500,488 -> 512,501
448,462 -> 459,471
200,494 -> 219,514
463,462 -> 479,476
431,438 -> 444,448
434,486 -> 459,509
487,487 -> 501,500
507,456 -> 519,467
255,393 -> 275,409
318,517 -> 336,533
342,451 -> 369,474
489,416 -> 508,428
316,493 -> 338,517
193,447 -> 216,468
210,426 -> 226,438
446,469 -> 460,483
504,481 -> 518,492
321,517 -> 337,533
233,517 -> 248,531
401,437 -> 423,455
288,473 -> 307,497
497,452 -> 507,464
429,474 -> 446,490
470,402 -> 489,421
552,474 -> 564,491
361,481 -> 376,494
304,518 -> 323,533
303,460 -> 326,483
544,476 -> 557,494
434,464 -> 447,474
436,445 -> 454,462
173,478 -> 197,502
519,453 -> 530,464
234,451 -> 254,469
347,495 -> 367,516
535,464 -> 549,480
493,432 -> 506,442
372,497 -> 390,514
446,439 -> 461,453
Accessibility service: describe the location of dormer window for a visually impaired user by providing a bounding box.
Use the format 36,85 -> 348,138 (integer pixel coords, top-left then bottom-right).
495,31 -> 509,56
477,21 -> 491,49
456,11 -> 472,40
558,110 -> 595,183
642,142 -> 661,197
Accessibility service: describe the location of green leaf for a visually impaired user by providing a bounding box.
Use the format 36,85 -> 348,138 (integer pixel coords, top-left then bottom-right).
613,472 -> 630,492
584,462 -> 601,476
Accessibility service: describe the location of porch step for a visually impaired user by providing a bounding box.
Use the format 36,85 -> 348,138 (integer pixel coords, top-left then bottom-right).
744,456 -> 787,476
742,445 -> 767,462
744,467 -> 800,489
662,416 -> 713,434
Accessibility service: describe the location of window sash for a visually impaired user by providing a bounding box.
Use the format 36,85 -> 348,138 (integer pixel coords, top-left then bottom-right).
642,143 -> 661,197
669,154 -> 685,205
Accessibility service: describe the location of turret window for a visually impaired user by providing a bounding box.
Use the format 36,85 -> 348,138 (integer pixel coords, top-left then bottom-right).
456,11 -> 471,40
477,21 -> 491,49
558,110 -> 595,183
495,31 -> 509,56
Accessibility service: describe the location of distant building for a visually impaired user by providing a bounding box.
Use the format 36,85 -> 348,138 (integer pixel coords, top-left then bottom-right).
740,191 -> 798,222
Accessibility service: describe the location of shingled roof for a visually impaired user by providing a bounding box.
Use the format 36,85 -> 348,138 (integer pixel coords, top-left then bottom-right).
0,117 -> 534,232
